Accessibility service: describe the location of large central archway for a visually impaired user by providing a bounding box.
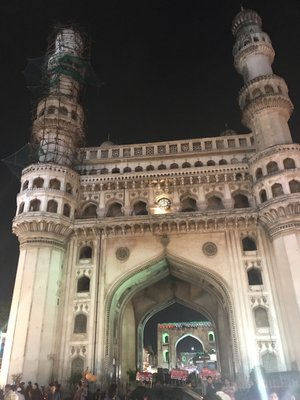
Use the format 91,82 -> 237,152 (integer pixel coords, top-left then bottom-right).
104,252 -> 239,382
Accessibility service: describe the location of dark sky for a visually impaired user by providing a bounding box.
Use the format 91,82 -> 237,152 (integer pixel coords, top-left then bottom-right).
1,0 -> 300,305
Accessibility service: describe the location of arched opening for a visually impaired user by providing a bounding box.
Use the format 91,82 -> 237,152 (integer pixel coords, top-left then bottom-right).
74,314 -> 87,334
267,161 -> 279,174
162,333 -> 169,344
33,178 -> 44,188
163,350 -> 169,363
146,165 -> 154,171
252,88 -> 261,98
135,166 -> 143,172
195,161 -> 203,167
255,168 -> 263,180
170,163 -> 179,169
71,357 -> 84,374
47,106 -> 56,114
29,199 -> 41,212
112,167 -> 120,174
107,202 -> 123,217
207,160 -> 215,166
271,183 -> 284,197
242,236 -> 257,251
18,203 -> 25,215
208,332 -> 215,342
83,204 -> 97,218
289,180 -> 300,193
207,195 -> 224,210
264,85 -> 274,94
47,200 -> 58,213
100,168 -> 108,174
79,246 -> 92,259
22,181 -> 29,190
59,106 -> 68,116
219,159 -> 227,165
260,189 -> 267,203
262,353 -> 278,373
283,158 -> 295,169
49,178 -> 61,190
90,169 -> 97,175
63,203 -> 71,217
247,269 -> 263,285
123,167 -> 131,173
132,201 -> 148,216
182,162 -> 191,168
71,110 -> 77,121
77,276 -> 90,292
254,307 -> 269,328
66,183 -> 72,194
39,109 -> 45,117
158,164 -> 167,170
181,197 -> 198,212
233,194 -> 250,208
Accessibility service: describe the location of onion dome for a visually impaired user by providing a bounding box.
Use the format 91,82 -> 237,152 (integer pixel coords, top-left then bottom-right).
232,9 -> 262,37
100,135 -> 115,148
220,124 -> 237,136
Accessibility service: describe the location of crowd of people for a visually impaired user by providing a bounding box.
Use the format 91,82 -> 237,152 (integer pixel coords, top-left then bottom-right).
0,378 -> 298,400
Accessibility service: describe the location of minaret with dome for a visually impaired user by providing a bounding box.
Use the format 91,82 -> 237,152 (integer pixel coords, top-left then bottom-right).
2,9 -> 300,388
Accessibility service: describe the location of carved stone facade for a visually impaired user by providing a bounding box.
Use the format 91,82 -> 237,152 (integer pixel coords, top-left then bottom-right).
1,9 -> 300,388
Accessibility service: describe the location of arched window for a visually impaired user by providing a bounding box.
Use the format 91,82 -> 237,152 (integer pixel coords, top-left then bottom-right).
260,189 -> 267,203
90,169 -> 97,175
66,183 -> 72,194
254,307 -> 269,328
283,158 -> 295,169
123,167 -> 132,173
245,94 -> 250,105
33,177 -> 44,188
253,37 -> 259,42
106,202 -> 123,217
59,106 -> 68,116
262,353 -> 278,373
29,199 -> 41,212
207,160 -> 215,166
267,161 -> 278,174
146,165 -> 154,171
271,183 -> 284,197
132,201 -> 148,216
63,204 -> 71,217
208,332 -> 215,342
18,203 -> 25,215
219,159 -> 227,165
182,162 -> 191,168
77,276 -> 90,292
182,356 -> 186,362
79,246 -> 92,259
242,236 -> 257,251
100,168 -> 108,174
49,179 -> 61,190
162,333 -> 169,344
22,180 -> 29,190
289,180 -> 300,193
71,110 -> 77,121
231,158 -> 238,164
47,200 -> 58,213
252,88 -> 261,98
242,157 -> 249,163
135,166 -> 143,172
74,314 -> 87,334
47,106 -> 56,114
278,86 -> 282,94
163,350 -> 169,363
182,197 -> 198,212
234,194 -> 250,208
248,268 -> 263,285
83,204 -> 97,217
207,195 -> 224,210
158,164 -> 166,170
256,168 -> 263,180
195,161 -> 203,167
170,163 -> 179,169
71,357 -> 84,374
265,85 -> 274,94
112,168 -> 120,174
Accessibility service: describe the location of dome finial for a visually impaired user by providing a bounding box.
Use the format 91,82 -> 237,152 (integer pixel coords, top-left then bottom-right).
241,3 -> 244,11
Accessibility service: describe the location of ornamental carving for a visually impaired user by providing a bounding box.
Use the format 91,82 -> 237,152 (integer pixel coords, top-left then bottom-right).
202,242 -> 218,257
116,247 -> 130,261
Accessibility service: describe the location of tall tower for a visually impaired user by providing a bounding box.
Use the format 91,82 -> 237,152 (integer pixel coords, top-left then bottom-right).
0,25 -> 87,384
232,9 -> 294,151
233,10 -> 300,371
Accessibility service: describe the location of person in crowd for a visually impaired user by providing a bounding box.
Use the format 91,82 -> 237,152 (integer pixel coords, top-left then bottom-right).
268,393 -> 279,400
30,384 -> 43,400
105,386 -> 119,400
12,386 -> 24,400
106,389 -> 116,400
290,395 -> 297,400
74,383 -> 85,400
122,390 -> 131,400
25,383 -> 32,400
222,379 -> 235,400
19,385 -> 25,396
93,390 -> 101,400
40,387 -> 47,400
185,380 -> 192,389
4,385 -> 18,400
203,395 -> 222,400
214,382 -> 231,400
206,376 -> 216,396
127,387 -> 147,400
48,384 -> 60,400
247,379 -> 263,400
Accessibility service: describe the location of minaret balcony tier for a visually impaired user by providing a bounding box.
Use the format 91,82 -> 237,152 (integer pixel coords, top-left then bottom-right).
36,96 -> 84,124
232,9 -> 262,37
233,41 -> 274,76
32,116 -> 84,144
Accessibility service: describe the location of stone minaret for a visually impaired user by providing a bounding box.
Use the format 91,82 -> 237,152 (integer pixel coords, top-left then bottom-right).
232,9 -> 294,151
0,26 -> 85,384
233,9 -> 300,371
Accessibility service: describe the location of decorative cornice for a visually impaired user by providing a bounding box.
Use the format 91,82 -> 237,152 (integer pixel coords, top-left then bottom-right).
32,116 -> 84,142
238,74 -> 287,102
249,144 -> 300,167
22,163 -> 80,180
252,168 -> 300,190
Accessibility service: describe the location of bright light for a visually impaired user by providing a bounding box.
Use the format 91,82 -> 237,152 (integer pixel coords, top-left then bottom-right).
191,347 -> 194,350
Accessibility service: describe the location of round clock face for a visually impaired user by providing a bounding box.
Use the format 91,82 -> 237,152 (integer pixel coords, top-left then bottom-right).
158,197 -> 171,211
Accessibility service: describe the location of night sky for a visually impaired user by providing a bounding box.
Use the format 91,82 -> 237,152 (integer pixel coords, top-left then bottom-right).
1,0 -> 300,317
